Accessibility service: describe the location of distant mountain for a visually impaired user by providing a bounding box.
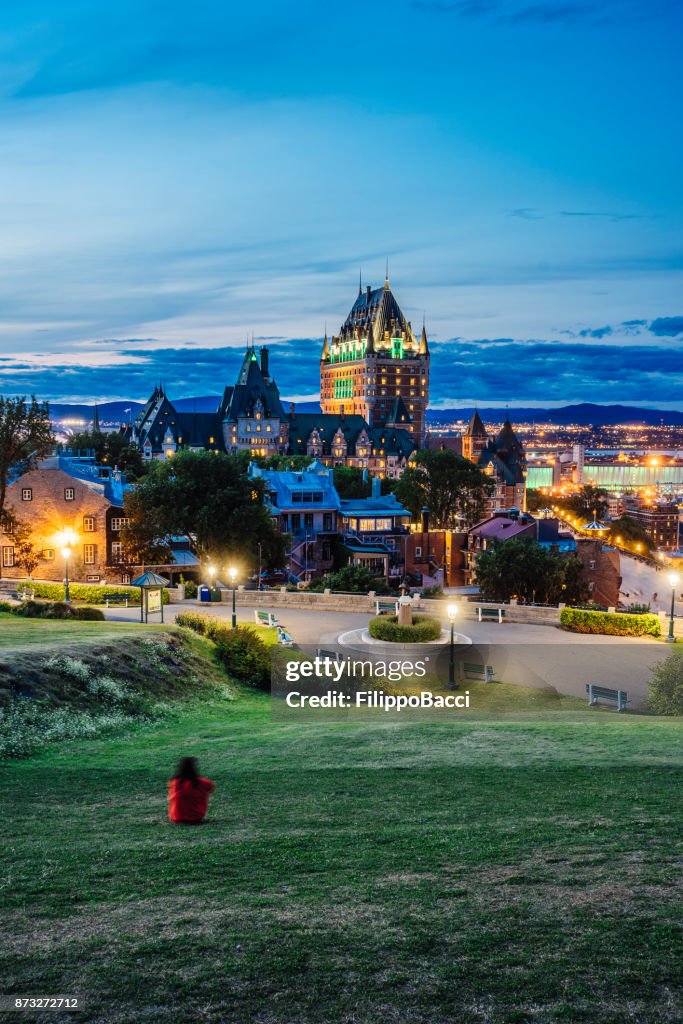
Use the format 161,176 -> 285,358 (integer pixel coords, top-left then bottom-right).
48,399 -> 683,428
425,404 -> 683,427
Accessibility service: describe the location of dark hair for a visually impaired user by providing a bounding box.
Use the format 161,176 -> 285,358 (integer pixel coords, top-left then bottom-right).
173,756 -> 201,785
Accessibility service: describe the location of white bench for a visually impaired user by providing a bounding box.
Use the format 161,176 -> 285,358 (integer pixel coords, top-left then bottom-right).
477,607 -> 505,623
254,609 -> 279,627
462,662 -> 495,683
376,599 -> 398,616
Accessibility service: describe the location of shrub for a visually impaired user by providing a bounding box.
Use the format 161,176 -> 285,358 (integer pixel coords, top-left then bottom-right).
625,603 -> 651,615
12,601 -> 104,621
15,580 -> 168,605
212,625 -> 271,690
421,584 -> 444,599
176,611 -> 222,639
648,649 -> 683,715
308,564 -> 384,594
179,576 -> 198,599
368,614 -> 442,643
560,607 -> 661,637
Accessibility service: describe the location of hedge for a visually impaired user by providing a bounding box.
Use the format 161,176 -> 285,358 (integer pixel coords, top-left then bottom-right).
175,610 -> 222,639
14,581 -> 169,605
368,614 -> 442,643
560,607 -> 661,637
13,601 -> 105,621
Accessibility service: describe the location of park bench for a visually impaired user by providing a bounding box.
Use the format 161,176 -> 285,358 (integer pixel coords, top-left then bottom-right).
277,626 -> 294,647
586,684 -> 629,712
462,662 -> 495,683
477,606 -> 505,623
316,648 -> 342,663
376,599 -> 398,616
255,609 -> 279,627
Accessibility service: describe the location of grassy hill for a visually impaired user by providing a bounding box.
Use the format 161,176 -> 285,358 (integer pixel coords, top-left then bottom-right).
1,618 -> 681,1024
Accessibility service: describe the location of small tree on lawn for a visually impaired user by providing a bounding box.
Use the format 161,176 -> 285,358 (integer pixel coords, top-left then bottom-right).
648,649 -> 683,716
13,520 -> 40,577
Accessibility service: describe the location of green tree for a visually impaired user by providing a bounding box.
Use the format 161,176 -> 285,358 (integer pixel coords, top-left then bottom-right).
474,538 -> 587,605
308,564 -> 383,594
255,454 -> 312,471
120,450 -> 286,571
65,429 -> 145,479
395,449 -> 493,529
333,466 -> 371,500
12,519 -> 40,577
525,488 -> 545,513
648,649 -> 683,715
561,485 -> 609,522
607,515 -> 654,554
0,396 -> 53,532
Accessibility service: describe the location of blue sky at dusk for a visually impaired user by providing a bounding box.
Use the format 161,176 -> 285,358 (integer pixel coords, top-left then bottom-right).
1,0 -> 682,408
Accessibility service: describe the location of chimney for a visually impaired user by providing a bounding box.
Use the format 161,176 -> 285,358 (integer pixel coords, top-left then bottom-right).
421,507 -> 429,532
289,403 -> 295,418
340,404 -> 345,422
260,346 -> 270,380
372,476 -> 381,498
366,284 -> 372,302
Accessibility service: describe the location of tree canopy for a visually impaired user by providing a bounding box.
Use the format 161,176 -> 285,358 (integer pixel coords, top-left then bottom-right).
0,396 -> 54,529
474,537 -> 589,606
120,450 -> 287,571
557,484 -> 609,522
395,449 -> 493,529
607,515 -> 654,553
65,429 -> 145,479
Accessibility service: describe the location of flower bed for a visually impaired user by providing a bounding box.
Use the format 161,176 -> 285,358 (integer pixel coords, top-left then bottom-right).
368,614 -> 442,643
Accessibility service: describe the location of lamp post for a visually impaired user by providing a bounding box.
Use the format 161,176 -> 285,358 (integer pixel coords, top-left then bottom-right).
257,542 -> 263,591
666,572 -> 679,643
61,545 -> 72,603
447,603 -> 458,690
208,564 -> 216,589
229,566 -> 238,628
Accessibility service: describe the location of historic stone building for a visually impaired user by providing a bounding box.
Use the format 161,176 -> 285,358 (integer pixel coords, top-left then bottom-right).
428,409 -> 527,513
320,275 -> 430,445
0,454 -> 128,583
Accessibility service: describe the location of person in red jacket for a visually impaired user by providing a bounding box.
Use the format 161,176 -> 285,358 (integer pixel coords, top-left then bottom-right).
168,757 -> 216,824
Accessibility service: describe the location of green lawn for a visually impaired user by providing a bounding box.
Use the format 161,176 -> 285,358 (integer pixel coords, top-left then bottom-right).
1,684 -> 681,1024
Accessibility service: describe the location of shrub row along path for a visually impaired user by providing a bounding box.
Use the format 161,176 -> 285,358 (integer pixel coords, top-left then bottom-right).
102,601 -> 674,709
2,680 -> 681,1024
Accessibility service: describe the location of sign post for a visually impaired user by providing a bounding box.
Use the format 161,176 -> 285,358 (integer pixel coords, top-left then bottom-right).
130,572 -> 169,624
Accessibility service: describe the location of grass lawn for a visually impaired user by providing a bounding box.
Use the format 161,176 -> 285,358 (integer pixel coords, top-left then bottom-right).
1,679 -> 681,1023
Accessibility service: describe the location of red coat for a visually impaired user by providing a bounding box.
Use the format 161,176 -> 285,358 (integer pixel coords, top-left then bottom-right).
168,777 -> 216,823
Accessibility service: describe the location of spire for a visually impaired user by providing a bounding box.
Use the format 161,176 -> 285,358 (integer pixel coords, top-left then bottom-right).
358,269 -> 362,296
321,327 -> 330,361
384,257 -> 390,290
92,403 -> 101,433
419,320 -> 429,356
465,408 -> 486,437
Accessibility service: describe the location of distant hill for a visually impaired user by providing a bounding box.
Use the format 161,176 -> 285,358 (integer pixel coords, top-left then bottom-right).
48,399 -> 683,427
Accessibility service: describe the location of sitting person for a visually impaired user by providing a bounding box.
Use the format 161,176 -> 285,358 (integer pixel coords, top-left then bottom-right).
167,756 -> 215,824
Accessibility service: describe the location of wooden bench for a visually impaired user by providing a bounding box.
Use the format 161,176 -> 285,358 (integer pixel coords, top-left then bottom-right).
376,599 -> 398,616
477,607 -> 505,623
255,609 -> 279,628
586,684 -> 629,712
277,626 -> 294,647
462,662 -> 495,683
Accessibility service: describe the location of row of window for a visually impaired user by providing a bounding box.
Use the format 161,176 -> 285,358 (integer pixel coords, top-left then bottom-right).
280,513 -> 335,532
22,487 -> 77,502
2,544 -> 99,567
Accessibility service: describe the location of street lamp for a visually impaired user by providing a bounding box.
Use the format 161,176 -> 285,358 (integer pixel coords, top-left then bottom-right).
666,572 -> 679,643
447,603 -> 458,690
61,545 -> 72,603
228,566 -> 238,628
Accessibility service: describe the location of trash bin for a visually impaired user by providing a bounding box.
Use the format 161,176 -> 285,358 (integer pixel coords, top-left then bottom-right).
210,587 -> 222,603
199,585 -> 211,603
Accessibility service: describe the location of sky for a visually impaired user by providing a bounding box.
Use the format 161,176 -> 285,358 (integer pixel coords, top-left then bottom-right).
1,0 -> 682,410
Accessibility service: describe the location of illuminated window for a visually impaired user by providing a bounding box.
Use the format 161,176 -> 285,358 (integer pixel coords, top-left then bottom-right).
209,436 -> 215,443
43,548 -> 55,561
2,546 -> 14,567
111,518 -> 129,532
83,516 -> 96,532
83,544 -> 96,565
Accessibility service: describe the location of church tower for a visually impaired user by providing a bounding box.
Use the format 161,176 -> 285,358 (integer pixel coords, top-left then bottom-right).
320,274 -> 430,445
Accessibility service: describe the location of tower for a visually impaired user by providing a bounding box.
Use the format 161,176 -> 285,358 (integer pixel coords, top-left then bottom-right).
461,408 -> 487,462
320,274 -> 430,445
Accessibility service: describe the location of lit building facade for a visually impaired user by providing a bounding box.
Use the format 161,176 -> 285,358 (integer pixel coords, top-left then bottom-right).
320,277 -> 430,445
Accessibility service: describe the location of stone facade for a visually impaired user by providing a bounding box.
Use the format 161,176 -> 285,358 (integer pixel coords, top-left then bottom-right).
0,455 -> 127,583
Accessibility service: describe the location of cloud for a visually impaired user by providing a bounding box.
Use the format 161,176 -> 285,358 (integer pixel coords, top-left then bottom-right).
507,208 -> 544,220
648,316 -> 683,337
577,325 -> 612,338
412,0 -> 634,24
560,210 -> 655,222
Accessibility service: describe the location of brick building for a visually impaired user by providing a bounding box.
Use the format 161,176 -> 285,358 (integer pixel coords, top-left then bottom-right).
0,454 -> 128,583
625,502 -> 680,551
